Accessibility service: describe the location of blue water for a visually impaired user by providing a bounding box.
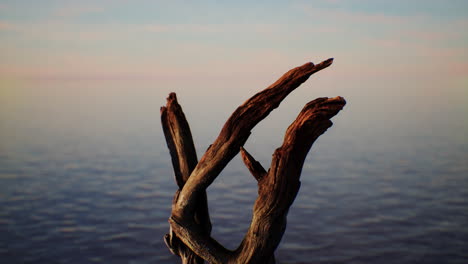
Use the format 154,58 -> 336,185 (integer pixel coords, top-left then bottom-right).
1,84 -> 467,263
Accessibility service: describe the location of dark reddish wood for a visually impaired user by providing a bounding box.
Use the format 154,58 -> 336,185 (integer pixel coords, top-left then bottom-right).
161,59 -> 345,263
233,96 -> 346,263
174,58 -> 335,219
240,147 -> 267,181
161,93 -> 211,264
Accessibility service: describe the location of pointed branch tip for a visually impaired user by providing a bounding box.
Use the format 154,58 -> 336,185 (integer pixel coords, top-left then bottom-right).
240,147 -> 267,181
167,92 -> 178,102
319,58 -> 334,67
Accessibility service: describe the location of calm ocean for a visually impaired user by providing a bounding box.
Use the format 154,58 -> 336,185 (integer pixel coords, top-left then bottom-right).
1,83 -> 467,263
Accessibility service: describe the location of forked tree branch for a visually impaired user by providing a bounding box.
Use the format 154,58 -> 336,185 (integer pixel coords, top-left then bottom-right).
161,58 -> 346,263
174,58 -> 334,219
233,96 -> 345,263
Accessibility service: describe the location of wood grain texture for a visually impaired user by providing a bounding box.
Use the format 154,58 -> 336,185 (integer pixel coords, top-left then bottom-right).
234,96 -> 346,263
174,58 -> 334,219
161,93 -> 211,264
240,147 -> 267,181
161,58 -> 345,263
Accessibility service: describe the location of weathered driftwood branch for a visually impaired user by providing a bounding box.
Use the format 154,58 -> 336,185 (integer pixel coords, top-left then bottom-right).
233,96 -> 345,263
175,58 -> 334,218
161,93 -> 211,263
161,58 -> 345,263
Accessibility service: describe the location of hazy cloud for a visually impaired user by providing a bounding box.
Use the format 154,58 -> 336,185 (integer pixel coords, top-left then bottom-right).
53,5 -> 104,17
143,23 -> 280,34
0,21 -> 18,31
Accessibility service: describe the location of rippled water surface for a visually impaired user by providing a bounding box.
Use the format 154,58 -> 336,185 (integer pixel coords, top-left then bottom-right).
1,84 -> 467,263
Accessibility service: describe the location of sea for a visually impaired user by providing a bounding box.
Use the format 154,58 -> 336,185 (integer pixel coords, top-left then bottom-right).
1,81 -> 467,263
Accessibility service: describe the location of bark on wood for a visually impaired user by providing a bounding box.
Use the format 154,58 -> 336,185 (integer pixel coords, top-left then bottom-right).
161,58 -> 346,263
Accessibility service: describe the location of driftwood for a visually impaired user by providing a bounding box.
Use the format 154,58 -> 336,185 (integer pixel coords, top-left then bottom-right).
161,58 -> 346,263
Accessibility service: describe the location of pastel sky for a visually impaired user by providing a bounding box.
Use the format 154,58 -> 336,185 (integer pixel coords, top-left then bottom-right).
1,0 -> 467,79
1,0 -> 467,145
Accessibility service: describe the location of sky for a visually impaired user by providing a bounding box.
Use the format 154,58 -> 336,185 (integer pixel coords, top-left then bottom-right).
0,0 -> 468,79
1,0 -> 467,148
1,2 -> 467,262
1,0 -> 467,81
